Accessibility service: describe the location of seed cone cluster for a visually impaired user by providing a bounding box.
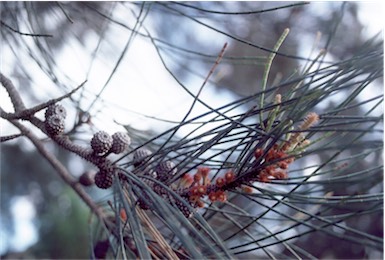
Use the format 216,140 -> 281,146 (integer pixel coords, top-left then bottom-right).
44,103 -> 318,220
44,103 -> 134,190
45,104 -> 67,136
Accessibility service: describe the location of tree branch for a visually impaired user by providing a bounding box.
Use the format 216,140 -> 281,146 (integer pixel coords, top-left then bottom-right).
0,72 -> 26,112
8,118 -> 107,221
0,74 -> 86,120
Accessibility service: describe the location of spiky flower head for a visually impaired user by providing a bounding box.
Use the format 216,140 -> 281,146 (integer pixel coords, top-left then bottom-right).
110,132 -> 131,154
45,114 -> 65,136
91,131 -> 113,155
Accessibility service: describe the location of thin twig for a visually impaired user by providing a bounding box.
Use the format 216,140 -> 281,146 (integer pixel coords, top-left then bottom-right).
1,20 -> 53,37
0,133 -> 23,142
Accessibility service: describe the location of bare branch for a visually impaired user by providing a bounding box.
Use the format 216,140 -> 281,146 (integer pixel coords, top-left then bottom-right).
0,72 -> 26,112
1,20 -> 53,37
0,78 -> 86,120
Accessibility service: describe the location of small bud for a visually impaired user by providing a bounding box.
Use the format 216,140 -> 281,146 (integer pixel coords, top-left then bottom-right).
208,191 -> 218,202
274,94 -> 282,104
254,148 -> 264,159
79,171 -> 96,186
120,208 -> 127,222
224,170 -> 235,183
217,191 -> 227,202
197,185 -> 207,195
216,177 -> 225,187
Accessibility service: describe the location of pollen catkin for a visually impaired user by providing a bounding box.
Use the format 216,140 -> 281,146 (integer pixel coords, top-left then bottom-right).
274,94 -> 282,104
45,114 -> 65,136
91,131 -> 113,155
284,112 -> 319,151
299,112 -> 319,130
110,132 -> 131,154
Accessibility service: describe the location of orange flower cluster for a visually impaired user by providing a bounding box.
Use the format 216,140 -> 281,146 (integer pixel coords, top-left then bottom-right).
254,144 -> 294,183
179,167 -> 236,207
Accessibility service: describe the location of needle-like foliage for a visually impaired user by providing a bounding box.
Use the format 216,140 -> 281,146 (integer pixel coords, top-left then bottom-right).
1,2 -> 382,259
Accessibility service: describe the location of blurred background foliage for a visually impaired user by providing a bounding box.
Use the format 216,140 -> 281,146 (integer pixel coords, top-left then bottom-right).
0,1 -> 383,259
